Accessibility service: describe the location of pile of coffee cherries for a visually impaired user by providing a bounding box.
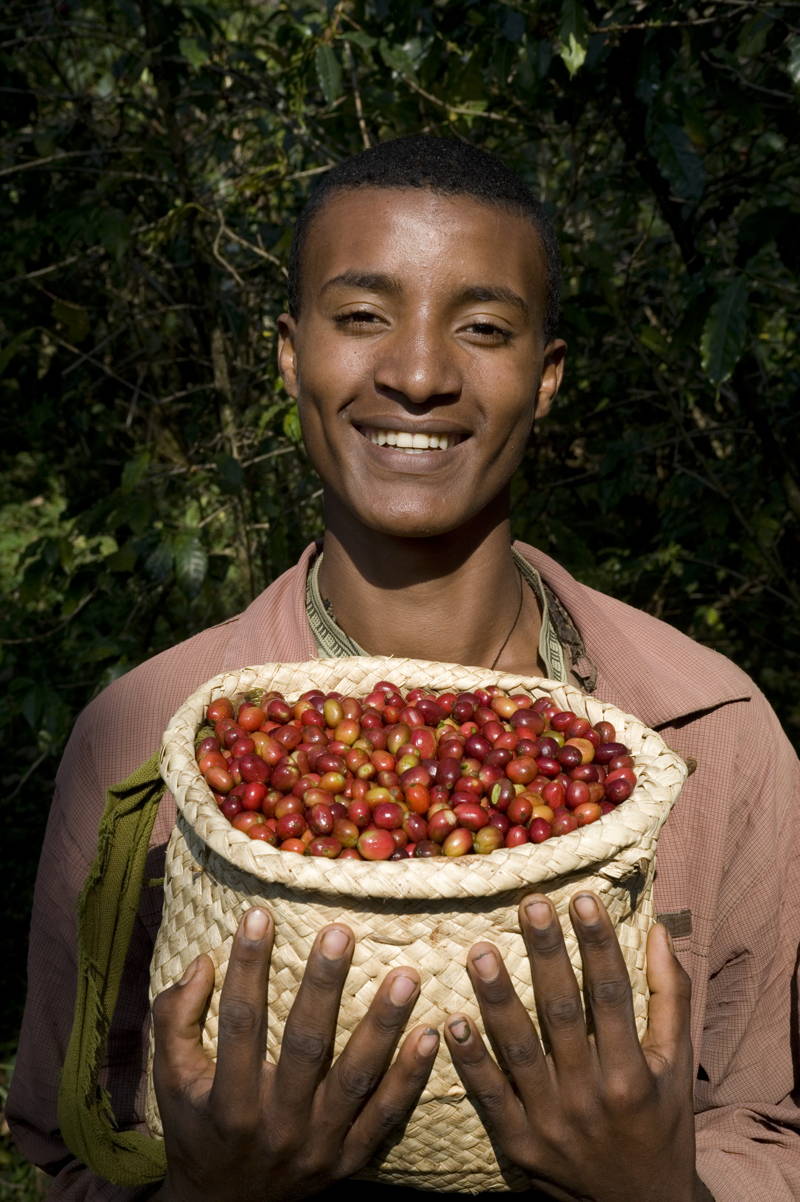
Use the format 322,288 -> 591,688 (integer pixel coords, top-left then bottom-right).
195,683 -> 637,860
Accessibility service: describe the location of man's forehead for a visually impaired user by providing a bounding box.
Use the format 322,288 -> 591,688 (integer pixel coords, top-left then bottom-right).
303,186 -> 548,296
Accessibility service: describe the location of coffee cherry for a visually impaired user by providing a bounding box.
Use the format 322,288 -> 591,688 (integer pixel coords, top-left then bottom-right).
231,811 -> 265,833
551,809 -> 578,836
428,809 -> 458,843
207,697 -> 235,723
374,802 -> 403,830
220,795 -> 242,820
308,836 -> 342,858
308,802 -> 334,835
414,840 -> 442,857
453,802 -> 489,831
358,827 -> 396,861
507,795 -> 533,826
443,827 -> 473,857
204,690 -> 638,859
574,802 -> 603,826
205,765 -> 234,794
528,817 -> 552,843
595,741 -> 629,764
605,776 -> 634,803
474,825 -> 503,854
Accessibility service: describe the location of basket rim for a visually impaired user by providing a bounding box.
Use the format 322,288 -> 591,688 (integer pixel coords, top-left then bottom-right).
159,656 -> 687,901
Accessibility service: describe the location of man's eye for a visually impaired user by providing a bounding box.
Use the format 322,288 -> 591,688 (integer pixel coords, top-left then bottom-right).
465,322 -> 513,343
333,310 -> 381,327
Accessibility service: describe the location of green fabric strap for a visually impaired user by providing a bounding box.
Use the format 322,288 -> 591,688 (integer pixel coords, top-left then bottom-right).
58,751 -> 168,1187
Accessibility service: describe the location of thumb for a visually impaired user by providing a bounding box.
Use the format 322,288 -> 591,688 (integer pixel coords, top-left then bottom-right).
152,953 -> 216,1103
641,923 -> 693,1077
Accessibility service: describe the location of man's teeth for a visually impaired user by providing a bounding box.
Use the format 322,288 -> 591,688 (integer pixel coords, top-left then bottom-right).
363,428 -> 462,451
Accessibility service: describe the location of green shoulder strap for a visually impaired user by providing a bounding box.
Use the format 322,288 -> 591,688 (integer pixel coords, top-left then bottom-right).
58,751 -> 169,1186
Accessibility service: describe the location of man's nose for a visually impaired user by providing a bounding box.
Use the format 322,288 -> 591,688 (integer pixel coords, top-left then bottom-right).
373,322 -> 461,407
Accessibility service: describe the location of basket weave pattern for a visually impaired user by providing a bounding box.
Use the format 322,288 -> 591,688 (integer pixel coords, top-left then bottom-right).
147,658 -> 687,1193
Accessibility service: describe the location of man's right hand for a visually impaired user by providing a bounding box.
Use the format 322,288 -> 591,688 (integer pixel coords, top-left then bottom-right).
151,907 -> 439,1202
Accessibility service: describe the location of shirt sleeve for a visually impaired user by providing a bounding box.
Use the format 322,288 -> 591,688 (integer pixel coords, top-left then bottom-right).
691,695 -> 800,1201
6,710 -> 163,1202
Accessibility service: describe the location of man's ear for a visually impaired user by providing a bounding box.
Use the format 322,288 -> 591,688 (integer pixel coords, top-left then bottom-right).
534,338 -> 566,421
277,313 -> 298,398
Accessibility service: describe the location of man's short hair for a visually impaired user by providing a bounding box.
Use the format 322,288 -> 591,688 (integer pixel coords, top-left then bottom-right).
287,135 -> 561,341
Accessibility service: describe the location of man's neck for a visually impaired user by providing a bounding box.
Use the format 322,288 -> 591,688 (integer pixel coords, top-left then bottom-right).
317,499 -> 544,674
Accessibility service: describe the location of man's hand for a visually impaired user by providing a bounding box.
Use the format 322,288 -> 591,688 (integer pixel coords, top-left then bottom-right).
151,907 -> 439,1202
444,892 -> 711,1202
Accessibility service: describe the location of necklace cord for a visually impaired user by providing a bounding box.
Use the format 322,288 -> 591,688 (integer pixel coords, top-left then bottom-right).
489,570 -> 525,671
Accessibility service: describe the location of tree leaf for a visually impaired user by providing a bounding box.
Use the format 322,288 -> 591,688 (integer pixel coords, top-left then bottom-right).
0,327 -> 35,377
283,405 -> 302,442
179,37 -> 209,68
216,452 -> 244,494
557,0 -> 589,76
787,35 -> 800,85
701,277 -> 749,386
121,450 -> 150,493
379,40 -> 416,76
342,31 -> 376,50
52,299 -> 89,343
145,540 -> 173,584
650,121 -> 705,204
315,43 -> 342,104
173,531 -> 207,597
501,9 -> 525,42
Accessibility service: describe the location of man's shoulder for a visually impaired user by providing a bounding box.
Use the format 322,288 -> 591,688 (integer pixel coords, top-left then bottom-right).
515,542 -> 754,726
71,612 -> 247,788
71,546 -> 317,785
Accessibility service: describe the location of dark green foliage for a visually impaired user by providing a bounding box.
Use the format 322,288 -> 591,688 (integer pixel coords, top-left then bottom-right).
1,0 -> 798,1053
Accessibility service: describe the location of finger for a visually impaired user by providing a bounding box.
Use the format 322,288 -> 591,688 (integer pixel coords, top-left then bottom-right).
642,923 -> 693,1077
519,894 -> 592,1079
465,942 -> 549,1113
210,907 -> 274,1112
338,1024 -> 440,1178
569,892 -> 648,1083
321,966 -> 421,1128
444,1013 -> 528,1146
274,923 -> 354,1116
152,953 -> 216,1103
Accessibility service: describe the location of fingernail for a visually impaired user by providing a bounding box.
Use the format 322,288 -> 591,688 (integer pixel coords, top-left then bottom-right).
525,899 -> 552,929
662,924 -> 675,954
243,908 -> 269,941
320,926 -> 350,960
178,957 -> 198,986
471,950 -> 499,982
448,1017 -> 470,1043
417,1027 -> 439,1056
389,973 -> 418,1006
574,893 -> 599,923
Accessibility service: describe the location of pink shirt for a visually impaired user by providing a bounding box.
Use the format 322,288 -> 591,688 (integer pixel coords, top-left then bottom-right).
8,543 -> 800,1201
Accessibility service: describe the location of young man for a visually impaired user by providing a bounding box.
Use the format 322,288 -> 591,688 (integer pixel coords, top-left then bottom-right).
9,137 -> 800,1202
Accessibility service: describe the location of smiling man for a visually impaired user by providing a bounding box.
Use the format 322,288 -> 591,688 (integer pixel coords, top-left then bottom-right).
277,179 -> 564,676
9,137 -> 800,1202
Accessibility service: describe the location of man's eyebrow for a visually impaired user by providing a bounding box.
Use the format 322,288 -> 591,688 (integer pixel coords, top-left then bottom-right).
319,273 -> 529,318
456,285 -> 529,318
321,270 -> 402,296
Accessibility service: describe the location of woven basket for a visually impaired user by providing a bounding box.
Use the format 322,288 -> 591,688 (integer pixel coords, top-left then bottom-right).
146,657 -> 687,1193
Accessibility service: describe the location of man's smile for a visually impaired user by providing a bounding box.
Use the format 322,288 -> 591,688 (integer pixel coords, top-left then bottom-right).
354,422 -> 469,453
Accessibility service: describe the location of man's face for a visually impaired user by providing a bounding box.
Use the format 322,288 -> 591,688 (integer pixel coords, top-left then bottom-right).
278,187 -> 565,539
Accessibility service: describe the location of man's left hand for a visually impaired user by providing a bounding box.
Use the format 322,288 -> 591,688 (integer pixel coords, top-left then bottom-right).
444,892 -> 712,1202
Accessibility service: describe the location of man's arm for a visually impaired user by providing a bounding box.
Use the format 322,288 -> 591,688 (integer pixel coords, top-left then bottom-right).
7,714 -> 159,1201
691,700 -> 800,1200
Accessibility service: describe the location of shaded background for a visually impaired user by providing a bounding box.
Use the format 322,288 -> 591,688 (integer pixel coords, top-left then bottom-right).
1,0 -> 799,1189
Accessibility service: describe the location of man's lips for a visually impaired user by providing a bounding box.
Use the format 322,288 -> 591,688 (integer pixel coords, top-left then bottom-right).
353,421 -> 470,452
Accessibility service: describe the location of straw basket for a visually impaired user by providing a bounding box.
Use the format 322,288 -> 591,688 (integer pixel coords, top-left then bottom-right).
146,657 -> 687,1193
